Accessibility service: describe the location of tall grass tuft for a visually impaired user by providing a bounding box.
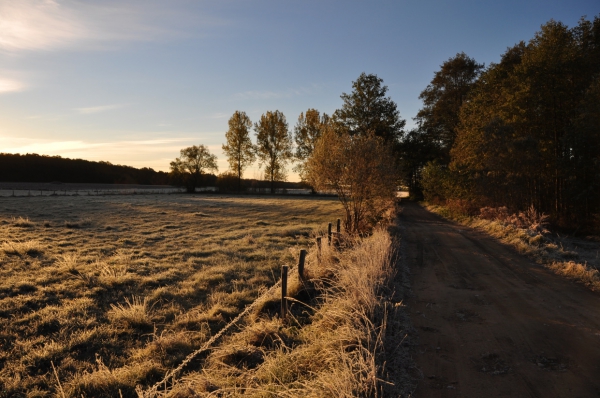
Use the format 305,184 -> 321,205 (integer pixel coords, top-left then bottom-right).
1,239 -> 44,256
12,216 -> 36,228
56,252 -> 79,271
67,356 -> 163,397
549,261 -> 600,289
109,296 -> 154,330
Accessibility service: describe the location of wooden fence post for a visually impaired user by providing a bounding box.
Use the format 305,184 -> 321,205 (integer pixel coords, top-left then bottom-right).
328,222 -> 332,246
334,218 -> 342,248
316,237 -> 322,262
298,249 -> 307,279
281,265 -> 288,319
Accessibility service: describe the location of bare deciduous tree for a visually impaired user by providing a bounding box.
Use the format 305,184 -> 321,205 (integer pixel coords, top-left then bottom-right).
307,127 -> 398,233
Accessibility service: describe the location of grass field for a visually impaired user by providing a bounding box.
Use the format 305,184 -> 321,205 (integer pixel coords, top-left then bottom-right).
0,194 -> 345,397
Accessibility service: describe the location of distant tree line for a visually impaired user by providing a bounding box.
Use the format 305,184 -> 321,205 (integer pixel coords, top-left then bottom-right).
402,16 -> 600,231
0,153 -> 171,185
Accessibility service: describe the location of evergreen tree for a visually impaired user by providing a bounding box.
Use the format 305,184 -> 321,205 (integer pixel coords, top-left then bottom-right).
333,73 -> 405,145
416,52 -> 484,164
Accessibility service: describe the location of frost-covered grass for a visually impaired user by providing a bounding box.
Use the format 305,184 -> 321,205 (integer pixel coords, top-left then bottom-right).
149,227 -> 411,398
0,194 -> 343,397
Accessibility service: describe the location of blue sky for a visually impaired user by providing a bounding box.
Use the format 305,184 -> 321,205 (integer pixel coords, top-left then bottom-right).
0,0 -> 597,180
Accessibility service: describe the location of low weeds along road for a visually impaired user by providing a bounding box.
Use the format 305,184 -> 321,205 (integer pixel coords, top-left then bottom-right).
402,201 -> 600,397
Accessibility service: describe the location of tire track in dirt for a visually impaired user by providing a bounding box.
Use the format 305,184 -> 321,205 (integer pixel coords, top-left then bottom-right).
401,202 -> 600,398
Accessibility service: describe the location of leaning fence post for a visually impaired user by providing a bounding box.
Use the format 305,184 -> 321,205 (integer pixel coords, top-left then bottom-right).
281,265 -> 288,319
335,218 -> 342,247
328,222 -> 332,246
298,249 -> 307,279
316,237 -> 322,262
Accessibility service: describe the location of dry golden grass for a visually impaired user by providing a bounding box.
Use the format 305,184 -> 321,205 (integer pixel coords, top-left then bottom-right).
12,216 -> 37,228
109,296 -> 154,330
146,227 -> 407,398
1,239 -> 44,257
425,203 -> 600,291
0,194 -> 344,397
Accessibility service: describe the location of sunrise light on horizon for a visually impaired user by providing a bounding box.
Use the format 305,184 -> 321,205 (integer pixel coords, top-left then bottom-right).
1,0 -> 597,179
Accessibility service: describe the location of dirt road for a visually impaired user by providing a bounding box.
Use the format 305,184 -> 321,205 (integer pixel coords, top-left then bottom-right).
401,201 -> 600,398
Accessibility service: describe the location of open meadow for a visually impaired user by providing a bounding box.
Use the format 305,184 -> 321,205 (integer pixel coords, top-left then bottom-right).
0,194 -> 347,396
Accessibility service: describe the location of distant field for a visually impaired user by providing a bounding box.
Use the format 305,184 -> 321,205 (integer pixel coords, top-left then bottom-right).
0,182 -> 315,196
0,194 -> 343,396
0,182 -> 181,196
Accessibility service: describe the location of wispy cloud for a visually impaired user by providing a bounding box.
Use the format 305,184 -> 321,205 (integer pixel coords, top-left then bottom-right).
233,84 -> 324,101
0,136 -> 193,154
0,136 -> 199,171
0,1 -> 228,54
234,90 -> 283,100
0,78 -> 26,93
74,103 -> 129,115
211,113 -> 229,119
0,0 -> 87,52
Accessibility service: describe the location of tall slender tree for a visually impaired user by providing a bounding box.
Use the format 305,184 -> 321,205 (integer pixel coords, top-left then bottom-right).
254,110 -> 293,194
222,111 -> 255,191
293,109 -> 329,184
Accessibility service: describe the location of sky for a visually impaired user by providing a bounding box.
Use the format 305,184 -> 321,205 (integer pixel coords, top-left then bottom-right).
0,0 -> 597,181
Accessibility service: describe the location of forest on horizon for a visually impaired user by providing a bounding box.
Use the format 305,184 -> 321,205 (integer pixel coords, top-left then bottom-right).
0,153 -> 171,185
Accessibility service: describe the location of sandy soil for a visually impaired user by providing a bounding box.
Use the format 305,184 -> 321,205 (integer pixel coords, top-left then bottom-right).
400,201 -> 600,398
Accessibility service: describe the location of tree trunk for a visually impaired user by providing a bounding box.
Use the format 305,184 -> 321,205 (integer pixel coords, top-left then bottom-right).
270,174 -> 275,194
